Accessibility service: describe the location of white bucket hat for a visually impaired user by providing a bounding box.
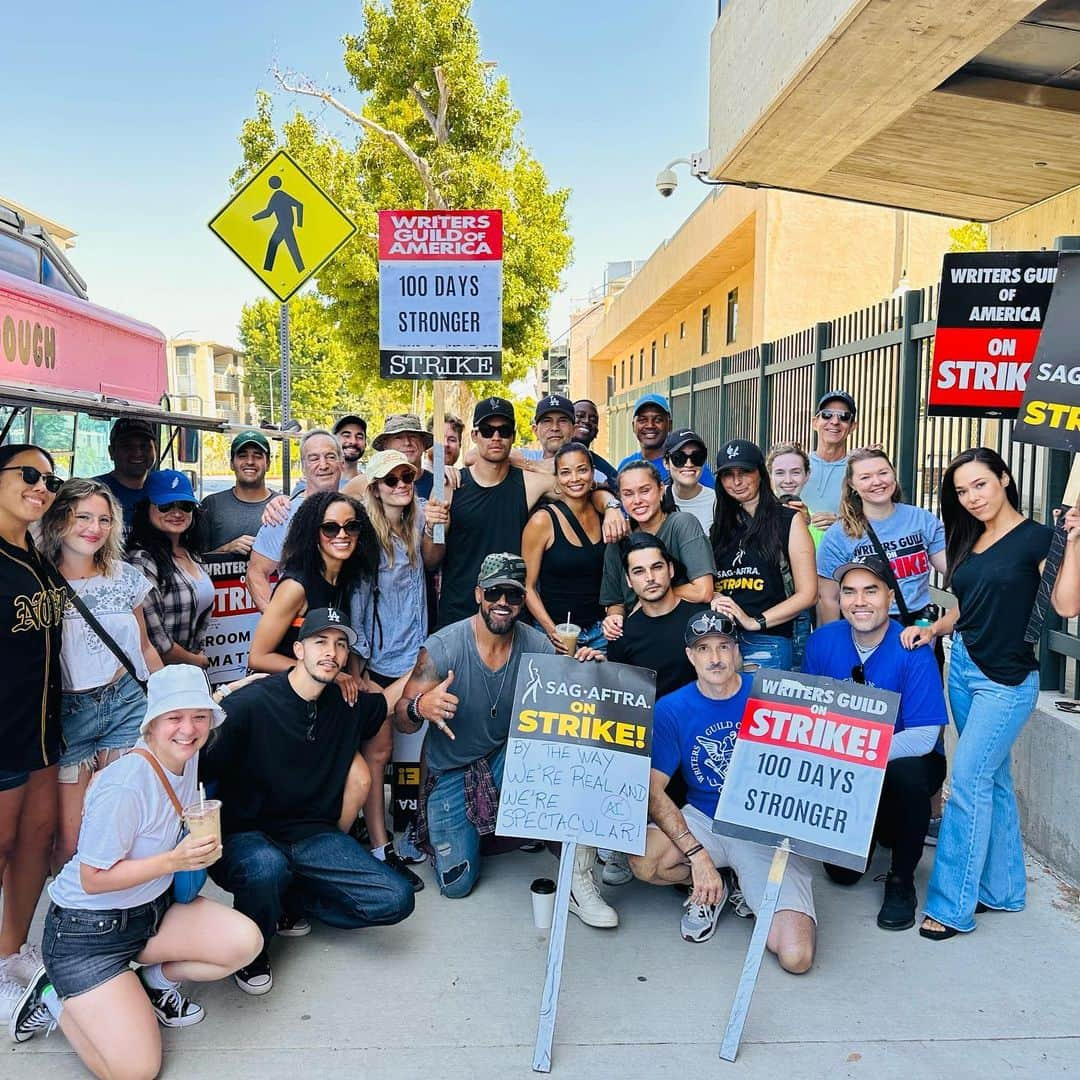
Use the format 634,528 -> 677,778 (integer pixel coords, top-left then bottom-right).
140,665 -> 226,734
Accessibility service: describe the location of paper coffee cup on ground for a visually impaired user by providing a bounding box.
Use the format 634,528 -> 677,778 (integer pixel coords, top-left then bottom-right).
531,877 -> 556,929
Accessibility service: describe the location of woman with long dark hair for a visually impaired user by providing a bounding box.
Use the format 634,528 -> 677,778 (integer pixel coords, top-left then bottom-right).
709,439 -> 817,670
0,444 -> 66,1005
127,471 -> 212,669
906,448 -> 1067,939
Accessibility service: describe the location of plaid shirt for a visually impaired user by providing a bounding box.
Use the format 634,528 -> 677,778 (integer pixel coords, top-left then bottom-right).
127,550 -> 211,656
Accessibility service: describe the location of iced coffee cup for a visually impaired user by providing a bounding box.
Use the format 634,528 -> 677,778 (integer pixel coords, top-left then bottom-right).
183,799 -> 222,864
555,623 -> 581,656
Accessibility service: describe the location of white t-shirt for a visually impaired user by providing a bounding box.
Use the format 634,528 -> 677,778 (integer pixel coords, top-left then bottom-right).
49,742 -> 197,910
62,563 -> 153,691
673,486 -> 716,533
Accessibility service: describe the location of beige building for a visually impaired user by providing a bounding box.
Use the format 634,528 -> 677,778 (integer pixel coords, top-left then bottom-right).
166,339 -> 253,425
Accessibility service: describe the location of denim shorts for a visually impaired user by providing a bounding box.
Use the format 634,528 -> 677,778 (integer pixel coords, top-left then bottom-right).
59,672 -> 146,778
42,891 -> 171,999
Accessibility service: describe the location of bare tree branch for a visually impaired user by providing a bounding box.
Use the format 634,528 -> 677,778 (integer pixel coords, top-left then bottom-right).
410,83 -> 438,137
410,65 -> 449,145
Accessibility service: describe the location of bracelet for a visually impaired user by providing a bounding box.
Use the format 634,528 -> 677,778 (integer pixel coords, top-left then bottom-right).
684,843 -> 705,858
407,692 -> 425,725
672,829 -> 692,844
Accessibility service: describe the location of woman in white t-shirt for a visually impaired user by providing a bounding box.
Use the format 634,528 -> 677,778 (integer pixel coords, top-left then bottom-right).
39,479 -> 164,869
9,665 -> 261,1070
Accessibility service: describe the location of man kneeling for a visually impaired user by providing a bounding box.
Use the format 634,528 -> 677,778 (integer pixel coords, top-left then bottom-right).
201,608 -> 415,995
629,612 -> 816,973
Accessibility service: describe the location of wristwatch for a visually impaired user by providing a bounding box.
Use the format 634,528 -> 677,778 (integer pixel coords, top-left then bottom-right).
754,614 -> 767,631
603,496 -> 620,511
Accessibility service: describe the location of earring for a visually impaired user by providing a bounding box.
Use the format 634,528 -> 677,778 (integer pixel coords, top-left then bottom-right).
553,485 -> 562,496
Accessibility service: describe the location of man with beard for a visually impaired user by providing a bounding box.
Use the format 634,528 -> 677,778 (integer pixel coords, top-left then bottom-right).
333,415 -> 367,482
617,394 -> 715,488
202,607 -> 414,996
94,418 -> 158,532
201,430 -> 277,556
394,554 -> 613,925
572,398 -> 617,487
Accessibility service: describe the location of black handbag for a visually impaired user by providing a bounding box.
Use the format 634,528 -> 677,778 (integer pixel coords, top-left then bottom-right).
63,582 -> 148,693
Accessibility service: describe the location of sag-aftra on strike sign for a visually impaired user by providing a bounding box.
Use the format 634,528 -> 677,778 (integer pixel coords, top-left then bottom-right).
377,209 -> 503,380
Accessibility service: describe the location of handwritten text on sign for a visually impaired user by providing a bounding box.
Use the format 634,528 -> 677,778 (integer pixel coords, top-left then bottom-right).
496,655 -> 655,856
714,670 -> 898,871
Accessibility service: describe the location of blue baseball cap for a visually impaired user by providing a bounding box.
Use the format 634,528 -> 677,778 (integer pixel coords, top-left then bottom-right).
145,469 -> 197,505
633,393 -> 670,417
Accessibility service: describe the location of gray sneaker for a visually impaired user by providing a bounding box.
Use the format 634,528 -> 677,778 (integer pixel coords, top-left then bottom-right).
680,898 -> 723,943
601,850 -> 633,886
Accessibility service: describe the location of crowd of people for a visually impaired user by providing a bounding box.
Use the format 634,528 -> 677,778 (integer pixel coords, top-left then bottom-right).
1,384 -> 1078,1074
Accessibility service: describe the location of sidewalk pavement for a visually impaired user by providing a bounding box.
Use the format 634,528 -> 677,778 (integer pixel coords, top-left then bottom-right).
5,843 -> 1078,1078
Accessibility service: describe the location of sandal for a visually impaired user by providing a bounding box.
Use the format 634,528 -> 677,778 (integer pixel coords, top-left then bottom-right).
919,918 -> 959,941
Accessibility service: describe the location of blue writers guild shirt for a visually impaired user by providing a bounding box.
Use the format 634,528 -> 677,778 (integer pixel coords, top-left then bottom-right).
651,674 -> 752,818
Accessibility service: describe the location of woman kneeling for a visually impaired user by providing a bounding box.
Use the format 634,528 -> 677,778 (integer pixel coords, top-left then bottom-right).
9,665 -> 262,1079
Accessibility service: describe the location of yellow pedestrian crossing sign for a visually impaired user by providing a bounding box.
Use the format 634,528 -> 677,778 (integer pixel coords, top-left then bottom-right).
209,150 -> 356,303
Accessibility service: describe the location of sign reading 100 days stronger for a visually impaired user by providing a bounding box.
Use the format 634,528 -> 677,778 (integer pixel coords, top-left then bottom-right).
713,669 -> 898,871
378,209 -> 502,380
496,655 -> 655,856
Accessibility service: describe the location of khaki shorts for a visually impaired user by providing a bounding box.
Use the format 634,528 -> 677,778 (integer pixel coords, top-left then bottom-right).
674,804 -> 817,922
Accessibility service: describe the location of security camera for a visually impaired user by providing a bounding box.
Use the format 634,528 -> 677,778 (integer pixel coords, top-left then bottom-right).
655,168 -> 678,197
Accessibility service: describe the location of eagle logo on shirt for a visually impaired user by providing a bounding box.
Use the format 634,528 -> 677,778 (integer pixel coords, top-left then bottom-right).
689,726 -> 738,789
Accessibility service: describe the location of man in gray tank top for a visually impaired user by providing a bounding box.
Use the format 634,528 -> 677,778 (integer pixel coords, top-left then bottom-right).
394,553 -> 616,927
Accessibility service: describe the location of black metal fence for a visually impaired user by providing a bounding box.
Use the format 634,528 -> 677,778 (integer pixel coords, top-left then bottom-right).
604,286 -> 1078,693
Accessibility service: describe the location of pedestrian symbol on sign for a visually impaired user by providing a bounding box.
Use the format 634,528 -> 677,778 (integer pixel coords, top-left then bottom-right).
252,176 -> 305,273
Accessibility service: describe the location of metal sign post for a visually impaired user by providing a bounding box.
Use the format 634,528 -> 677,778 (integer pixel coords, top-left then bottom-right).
532,839 -> 576,1073
431,379 -> 446,542
279,301 -> 291,493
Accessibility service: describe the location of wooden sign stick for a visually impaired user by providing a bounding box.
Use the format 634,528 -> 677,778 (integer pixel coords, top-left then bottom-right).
719,840 -> 791,1063
532,839 -> 576,1073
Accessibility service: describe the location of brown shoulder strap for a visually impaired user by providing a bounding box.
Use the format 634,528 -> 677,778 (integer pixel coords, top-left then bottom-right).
129,748 -> 184,817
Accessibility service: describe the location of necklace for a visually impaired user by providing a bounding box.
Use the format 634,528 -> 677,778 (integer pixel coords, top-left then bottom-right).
480,626 -> 515,720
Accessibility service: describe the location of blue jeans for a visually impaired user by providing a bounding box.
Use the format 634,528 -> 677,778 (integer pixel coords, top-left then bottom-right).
739,631 -> 793,671
578,620 -> 607,654
923,634 -> 1039,932
211,829 -> 415,946
426,744 -> 506,899
790,610 -> 812,671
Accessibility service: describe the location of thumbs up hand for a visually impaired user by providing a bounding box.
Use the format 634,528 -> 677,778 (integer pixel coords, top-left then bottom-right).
421,669 -> 459,740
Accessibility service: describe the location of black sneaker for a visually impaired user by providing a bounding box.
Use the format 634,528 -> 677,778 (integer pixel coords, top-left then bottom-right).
348,815 -> 370,846
234,950 -> 273,996
276,912 -> 312,937
139,972 -> 205,1028
9,966 -> 55,1043
383,843 -> 425,892
877,873 -> 917,931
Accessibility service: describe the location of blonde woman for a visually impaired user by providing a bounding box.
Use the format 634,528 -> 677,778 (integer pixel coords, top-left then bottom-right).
39,479 -> 163,870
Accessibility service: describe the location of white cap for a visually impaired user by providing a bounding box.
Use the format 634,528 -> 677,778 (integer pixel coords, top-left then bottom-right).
140,665 -> 226,734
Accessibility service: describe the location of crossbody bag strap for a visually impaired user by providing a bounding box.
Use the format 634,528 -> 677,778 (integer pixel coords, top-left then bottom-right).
862,523 -> 911,621
128,748 -> 185,818
64,582 -> 147,693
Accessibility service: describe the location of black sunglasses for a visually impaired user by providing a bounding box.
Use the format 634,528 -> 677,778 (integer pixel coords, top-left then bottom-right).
1,465 -> 63,493
379,470 -> 416,488
819,409 -> 854,423
306,701 -> 318,743
319,520 -> 364,538
157,500 -> 197,514
669,448 -> 707,468
851,663 -> 866,685
477,422 -> 514,439
483,585 -> 525,605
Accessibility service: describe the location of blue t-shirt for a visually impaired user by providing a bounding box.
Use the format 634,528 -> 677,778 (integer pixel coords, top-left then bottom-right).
93,471 -> 151,530
802,453 -> 846,515
817,503 -> 945,615
652,675 -> 752,818
617,450 -> 716,490
802,619 -> 946,744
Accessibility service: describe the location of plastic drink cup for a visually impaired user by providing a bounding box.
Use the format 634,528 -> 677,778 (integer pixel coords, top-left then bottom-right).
531,877 -> 556,929
555,623 -> 581,656
184,799 -> 222,862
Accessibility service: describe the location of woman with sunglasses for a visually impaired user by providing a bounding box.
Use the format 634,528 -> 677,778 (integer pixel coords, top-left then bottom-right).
127,471 -> 212,671
0,445 -> 67,1005
38,479 -> 164,872
660,430 -> 715,533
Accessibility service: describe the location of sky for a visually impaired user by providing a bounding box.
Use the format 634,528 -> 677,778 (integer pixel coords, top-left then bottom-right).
4,1 -> 716,349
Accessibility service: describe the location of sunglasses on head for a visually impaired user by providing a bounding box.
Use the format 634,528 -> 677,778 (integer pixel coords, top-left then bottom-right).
477,422 -> 514,440
669,448 -> 707,468
482,585 -> 525,605
1,465 -> 63,493
819,409 -> 854,423
157,500 -> 196,514
319,520 -> 363,539
379,470 -> 415,488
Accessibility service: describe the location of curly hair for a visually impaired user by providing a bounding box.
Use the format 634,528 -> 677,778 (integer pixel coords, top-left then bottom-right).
280,491 -> 378,594
38,478 -> 125,576
127,498 -> 205,587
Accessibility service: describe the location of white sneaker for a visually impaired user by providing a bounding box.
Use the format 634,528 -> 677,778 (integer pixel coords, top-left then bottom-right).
601,850 -> 633,887
0,976 -> 24,1025
1,945 -> 43,987
681,897 -> 723,943
568,845 -> 618,928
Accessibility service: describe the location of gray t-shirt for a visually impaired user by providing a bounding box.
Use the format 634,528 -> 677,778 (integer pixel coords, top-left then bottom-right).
201,488 -> 278,552
423,618 -> 554,772
803,453 -> 848,516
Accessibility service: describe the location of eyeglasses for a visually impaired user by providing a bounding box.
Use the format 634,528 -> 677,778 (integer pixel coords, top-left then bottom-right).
850,664 -> 866,684
477,422 -> 514,440
0,465 -> 63,493
483,585 -> 525,605
156,501 -> 196,514
818,409 -> 854,423
669,448 -> 707,468
306,701 -> 318,743
379,471 -> 415,488
319,520 -> 364,538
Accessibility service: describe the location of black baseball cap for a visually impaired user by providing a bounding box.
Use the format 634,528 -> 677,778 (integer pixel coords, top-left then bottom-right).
715,439 -> 765,472
664,428 -> 706,456
110,418 -> 158,446
297,606 -> 358,647
816,390 -> 857,418
333,414 -> 367,434
473,397 -> 515,426
533,393 -> 574,423
834,556 -> 891,586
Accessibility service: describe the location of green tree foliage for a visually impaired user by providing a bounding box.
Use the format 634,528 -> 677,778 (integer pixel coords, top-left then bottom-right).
948,222 -> 989,253
232,0 -> 571,400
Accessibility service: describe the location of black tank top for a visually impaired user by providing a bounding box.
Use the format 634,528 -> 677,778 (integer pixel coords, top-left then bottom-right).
437,467 -> 529,628
537,503 -> 604,630
275,572 -> 346,657
713,506 -> 796,638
